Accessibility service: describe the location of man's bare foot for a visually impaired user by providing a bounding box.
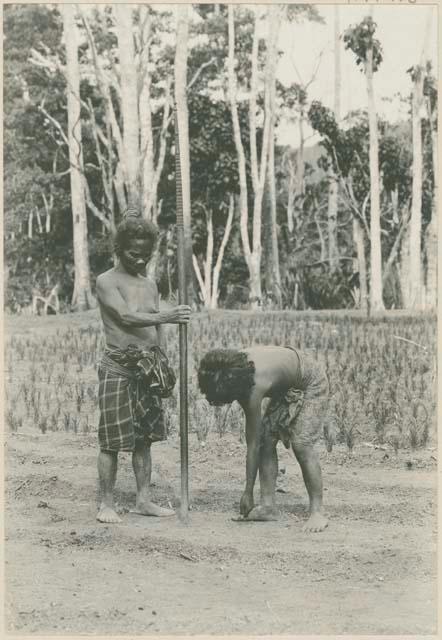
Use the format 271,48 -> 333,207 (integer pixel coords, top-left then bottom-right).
303,511 -> 328,532
243,505 -> 278,521
131,500 -> 175,517
97,505 -> 121,524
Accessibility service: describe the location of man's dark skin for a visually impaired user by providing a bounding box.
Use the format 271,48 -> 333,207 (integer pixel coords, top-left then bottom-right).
96,236 -> 190,524
237,347 -> 328,532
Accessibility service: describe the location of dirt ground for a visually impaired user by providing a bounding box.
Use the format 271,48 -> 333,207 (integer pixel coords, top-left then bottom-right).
4,428 -> 437,635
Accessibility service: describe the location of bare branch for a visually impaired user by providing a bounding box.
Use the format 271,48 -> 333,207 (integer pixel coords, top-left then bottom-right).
187,57 -> 217,92
38,105 -> 69,146
382,210 -> 410,285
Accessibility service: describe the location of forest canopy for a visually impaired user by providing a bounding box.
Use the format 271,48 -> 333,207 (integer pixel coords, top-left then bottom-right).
3,4 -> 437,313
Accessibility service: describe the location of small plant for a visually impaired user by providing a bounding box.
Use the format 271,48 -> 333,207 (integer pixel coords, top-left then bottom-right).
6,409 -> 18,432
408,402 -> 430,449
344,424 -> 360,453
75,384 -> 85,413
215,404 -> 233,439
71,416 -> 79,434
50,413 -> 58,431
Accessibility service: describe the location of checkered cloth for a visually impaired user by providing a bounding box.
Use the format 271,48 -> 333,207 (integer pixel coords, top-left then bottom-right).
262,349 -> 329,449
97,346 -> 173,452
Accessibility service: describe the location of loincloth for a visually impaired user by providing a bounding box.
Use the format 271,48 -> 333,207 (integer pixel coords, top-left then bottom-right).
97,345 -> 175,452
262,350 -> 329,449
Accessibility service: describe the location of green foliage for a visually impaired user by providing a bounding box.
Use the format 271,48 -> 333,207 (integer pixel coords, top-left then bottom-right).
3,4 -> 437,313
343,16 -> 383,72
303,268 -> 356,310
423,63 -> 438,119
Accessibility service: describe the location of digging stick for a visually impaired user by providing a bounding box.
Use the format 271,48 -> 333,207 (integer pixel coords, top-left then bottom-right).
174,102 -> 190,522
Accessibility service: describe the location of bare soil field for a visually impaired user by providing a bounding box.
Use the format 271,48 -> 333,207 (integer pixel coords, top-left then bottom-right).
5,430 -> 437,635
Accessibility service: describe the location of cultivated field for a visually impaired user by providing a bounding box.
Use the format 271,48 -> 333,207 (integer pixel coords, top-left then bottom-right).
4,310 -> 438,634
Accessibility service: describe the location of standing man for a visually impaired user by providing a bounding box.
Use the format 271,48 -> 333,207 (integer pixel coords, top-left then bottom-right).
198,346 -> 330,532
96,211 -> 191,523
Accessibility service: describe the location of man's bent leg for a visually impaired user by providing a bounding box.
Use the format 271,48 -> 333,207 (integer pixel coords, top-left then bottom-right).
245,437 -> 279,521
131,440 -> 174,517
292,443 -> 328,532
97,450 -> 121,523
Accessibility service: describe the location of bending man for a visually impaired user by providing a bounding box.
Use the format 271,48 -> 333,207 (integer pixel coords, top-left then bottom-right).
96,211 -> 191,523
198,346 -> 329,532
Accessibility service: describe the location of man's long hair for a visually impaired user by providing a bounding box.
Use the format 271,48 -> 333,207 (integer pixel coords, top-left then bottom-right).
198,349 -> 255,405
113,208 -> 158,257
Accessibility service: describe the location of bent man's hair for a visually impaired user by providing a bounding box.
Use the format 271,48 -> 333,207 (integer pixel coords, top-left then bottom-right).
198,349 -> 255,405
114,209 -> 158,256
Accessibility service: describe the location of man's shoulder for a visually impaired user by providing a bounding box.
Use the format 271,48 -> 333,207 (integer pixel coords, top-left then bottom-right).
96,268 -> 118,288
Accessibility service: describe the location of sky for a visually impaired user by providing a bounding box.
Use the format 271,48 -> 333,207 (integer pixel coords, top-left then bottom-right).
275,4 -> 438,146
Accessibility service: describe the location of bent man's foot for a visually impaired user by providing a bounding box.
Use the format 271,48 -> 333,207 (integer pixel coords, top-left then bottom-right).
131,500 -> 175,517
243,505 -> 278,521
303,511 -> 328,532
97,505 -> 121,524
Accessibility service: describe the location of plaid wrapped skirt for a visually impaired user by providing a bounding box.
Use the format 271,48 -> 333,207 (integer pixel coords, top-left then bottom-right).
262,349 -> 329,449
98,351 -> 167,452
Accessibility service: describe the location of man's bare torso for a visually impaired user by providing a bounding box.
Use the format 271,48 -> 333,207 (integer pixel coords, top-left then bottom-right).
242,346 -> 303,400
97,268 -> 160,350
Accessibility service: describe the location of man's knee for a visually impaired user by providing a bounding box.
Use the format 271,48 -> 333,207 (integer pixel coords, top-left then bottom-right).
292,442 -> 317,463
99,449 -> 118,459
133,438 -> 151,454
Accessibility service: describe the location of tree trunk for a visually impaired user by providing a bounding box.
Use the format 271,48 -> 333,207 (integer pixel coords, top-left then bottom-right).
62,4 -> 94,311
353,217 -> 368,314
211,195 -> 235,309
287,159 -> 296,234
400,225 -> 411,308
265,12 -> 282,308
327,6 -> 340,273
266,7 -> 282,307
408,66 -> 425,309
204,208 -> 214,303
424,91 -> 437,309
114,4 -> 140,209
228,6 -> 254,304
297,116 -> 305,197
193,197 -> 235,310
174,4 -> 195,305
409,9 -> 433,309
138,5 -> 155,220
245,5 -> 280,309
28,211 -> 33,239
365,46 -> 384,311
424,216 -> 437,309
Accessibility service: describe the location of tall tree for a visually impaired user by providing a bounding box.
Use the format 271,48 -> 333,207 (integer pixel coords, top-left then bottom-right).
327,6 -> 340,273
423,64 -> 437,309
62,4 -> 94,310
227,5 -> 256,305
228,6 -> 277,308
192,195 -> 235,309
344,14 -> 385,311
114,4 -> 140,208
264,6 -> 283,306
407,7 -> 433,309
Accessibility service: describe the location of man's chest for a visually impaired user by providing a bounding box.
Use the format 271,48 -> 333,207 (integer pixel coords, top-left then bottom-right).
117,276 -> 158,313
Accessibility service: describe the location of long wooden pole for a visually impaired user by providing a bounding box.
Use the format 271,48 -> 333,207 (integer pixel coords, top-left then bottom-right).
174,103 -> 189,522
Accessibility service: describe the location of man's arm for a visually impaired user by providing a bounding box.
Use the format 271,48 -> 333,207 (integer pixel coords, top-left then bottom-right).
239,392 -> 263,516
97,276 -> 190,328
156,290 -> 168,350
